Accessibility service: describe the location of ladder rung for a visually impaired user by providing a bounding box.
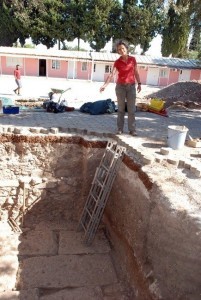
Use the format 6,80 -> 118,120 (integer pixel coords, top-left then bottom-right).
79,220 -> 87,231
95,178 -> 104,187
106,148 -> 117,156
101,164 -> 109,172
90,192 -> 98,203
86,208 -> 92,218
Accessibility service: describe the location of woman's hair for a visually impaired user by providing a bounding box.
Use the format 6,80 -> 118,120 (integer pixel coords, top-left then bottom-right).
116,40 -> 129,50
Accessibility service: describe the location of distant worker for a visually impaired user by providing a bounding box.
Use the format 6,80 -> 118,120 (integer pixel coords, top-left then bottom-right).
100,40 -> 141,136
14,64 -> 22,96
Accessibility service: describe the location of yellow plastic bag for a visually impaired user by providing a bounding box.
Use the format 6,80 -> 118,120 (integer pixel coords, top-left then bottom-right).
149,98 -> 165,111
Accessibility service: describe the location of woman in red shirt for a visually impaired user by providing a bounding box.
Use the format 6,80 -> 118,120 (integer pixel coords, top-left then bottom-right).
100,41 -> 141,136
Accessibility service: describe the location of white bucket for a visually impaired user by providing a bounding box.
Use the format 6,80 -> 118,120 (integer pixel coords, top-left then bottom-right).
167,125 -> 188,150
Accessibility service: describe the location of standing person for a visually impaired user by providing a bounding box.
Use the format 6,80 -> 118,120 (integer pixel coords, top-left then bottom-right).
100,41 -> 141,136
14,64 -> 22,96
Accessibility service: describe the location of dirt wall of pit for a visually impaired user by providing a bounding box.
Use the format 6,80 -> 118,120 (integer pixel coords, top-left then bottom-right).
0,134 -> 200,300
104,159 -> 201,300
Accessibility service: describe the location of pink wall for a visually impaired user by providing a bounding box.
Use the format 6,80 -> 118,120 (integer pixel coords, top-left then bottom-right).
158,77 -> 168,86
168,70 -> 180,85
76,61 -> 92,80
1,57 -> 24,75
138,69 -> 148,84
190,69 -> 201,80
47,60 -> 68,78
25,58 -> 38,76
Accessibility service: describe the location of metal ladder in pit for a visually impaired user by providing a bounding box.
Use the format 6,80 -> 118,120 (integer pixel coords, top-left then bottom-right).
78,141 -> 126,245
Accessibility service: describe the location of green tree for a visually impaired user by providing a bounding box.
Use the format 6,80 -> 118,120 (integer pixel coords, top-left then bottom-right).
61,0 -> 88,50
161,1 -> 191,57
123,0 -> 137,7
120,0 -> 165,53
85,0 -> 121,52
188,1 -> 201,58
139,0 -> 165,53
121,5 -> 149,47
189,26 -> 201,52
0,1 -> 20,46
12,0 -> 65,48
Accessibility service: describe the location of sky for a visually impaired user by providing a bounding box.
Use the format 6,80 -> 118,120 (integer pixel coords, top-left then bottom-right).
41,35 -> 163,57
139,35 -> 162,57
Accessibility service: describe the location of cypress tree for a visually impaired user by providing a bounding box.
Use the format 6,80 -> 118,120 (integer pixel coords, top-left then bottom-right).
161,1 -> 191,57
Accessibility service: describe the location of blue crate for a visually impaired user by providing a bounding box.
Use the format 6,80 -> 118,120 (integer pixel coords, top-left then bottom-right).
3,106 -> 19,114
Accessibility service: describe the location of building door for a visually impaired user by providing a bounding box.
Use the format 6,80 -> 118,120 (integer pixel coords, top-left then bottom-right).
68,60 -> 77,79
39,59 -> 46,76
146,67 -> 159,86
179,69 -> 190,81
92,63 -> 105,81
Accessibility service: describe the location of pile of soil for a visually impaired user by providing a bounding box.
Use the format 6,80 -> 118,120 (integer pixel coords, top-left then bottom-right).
147,80 -> 201,108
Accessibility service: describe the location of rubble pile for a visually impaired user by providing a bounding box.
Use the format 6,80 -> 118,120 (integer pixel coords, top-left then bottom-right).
147,80 -> 201,109
15,98 -> 45,108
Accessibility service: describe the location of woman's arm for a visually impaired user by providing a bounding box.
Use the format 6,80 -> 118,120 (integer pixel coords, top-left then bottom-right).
100,65 -> 117,92
134,65 -> 141,92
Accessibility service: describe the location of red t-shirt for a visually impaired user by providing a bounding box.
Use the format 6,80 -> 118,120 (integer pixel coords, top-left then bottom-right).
14,69 -> 21,80
114,55 -> 137,84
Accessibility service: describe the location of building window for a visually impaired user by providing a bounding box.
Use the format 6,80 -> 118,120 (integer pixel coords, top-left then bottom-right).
159,69 -> 168,78
93,64 -> 96,72
6,57 -> 22,67
105,65 -> 112,73
52,60 -> 60,70
82,62 -> 87,72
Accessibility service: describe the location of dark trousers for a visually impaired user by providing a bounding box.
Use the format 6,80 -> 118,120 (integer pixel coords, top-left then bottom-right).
115,83 -> 136,132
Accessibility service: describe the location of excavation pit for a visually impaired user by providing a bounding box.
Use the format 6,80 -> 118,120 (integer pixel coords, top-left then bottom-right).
0,132 -> 201,300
